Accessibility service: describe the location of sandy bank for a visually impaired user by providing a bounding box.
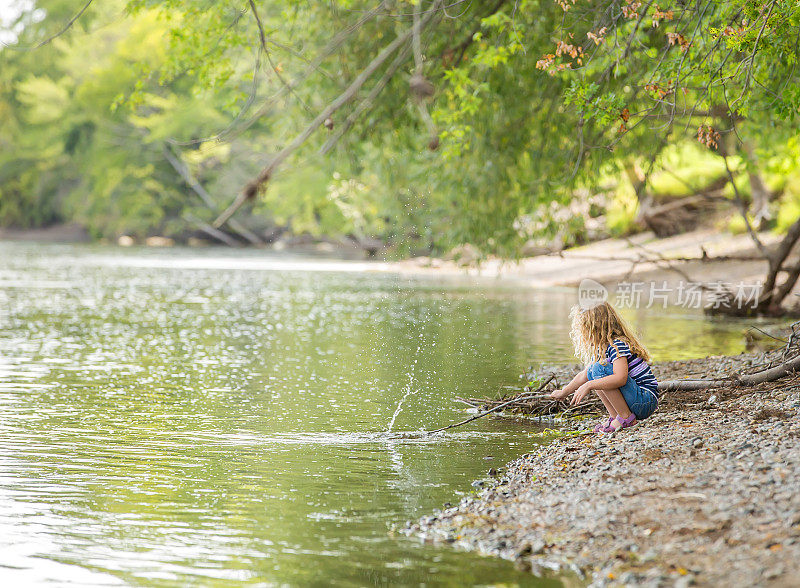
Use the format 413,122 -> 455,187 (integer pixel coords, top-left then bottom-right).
405,353 -> 800,587
395,228 -> 778,295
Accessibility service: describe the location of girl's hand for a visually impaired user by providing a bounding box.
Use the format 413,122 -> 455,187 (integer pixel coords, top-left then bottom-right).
570,383 -> 591,406
549,388 -> 569,400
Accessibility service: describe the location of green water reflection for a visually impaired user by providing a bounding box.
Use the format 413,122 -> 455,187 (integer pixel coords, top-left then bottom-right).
0,243 -> 752,586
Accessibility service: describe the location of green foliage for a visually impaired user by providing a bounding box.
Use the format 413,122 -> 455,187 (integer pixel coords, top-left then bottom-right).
776,172 -> 800,233
605,181 -> 639,236
649,144 -> 727,199
0,0 -> 265,238
2,0 -> 800,253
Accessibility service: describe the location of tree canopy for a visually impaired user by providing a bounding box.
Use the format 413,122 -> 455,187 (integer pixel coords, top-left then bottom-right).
2,0 -> 800,259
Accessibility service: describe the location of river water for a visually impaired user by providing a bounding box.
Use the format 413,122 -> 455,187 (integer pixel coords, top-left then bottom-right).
0,243 -> 749,586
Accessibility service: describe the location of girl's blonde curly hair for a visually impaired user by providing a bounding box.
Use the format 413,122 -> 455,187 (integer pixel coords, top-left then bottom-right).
569,301 -> 651,365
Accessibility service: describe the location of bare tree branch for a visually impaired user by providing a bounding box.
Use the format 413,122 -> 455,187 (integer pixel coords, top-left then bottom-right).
213,0 -> 443,229
439,0 -> 509,67
411,0 -> 438,146
233,1 -> 393,138
163,145 -> 264,245
248,0 -> 311,113
319,44 -> 412,155
183,214 -> 243,248
762,217 -> 800,300
735,0 -> 778,108
2,0 -> 94,50
721,153 -> 767,258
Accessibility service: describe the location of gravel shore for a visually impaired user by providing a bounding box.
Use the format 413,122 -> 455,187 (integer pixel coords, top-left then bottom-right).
405,355 -> 800,587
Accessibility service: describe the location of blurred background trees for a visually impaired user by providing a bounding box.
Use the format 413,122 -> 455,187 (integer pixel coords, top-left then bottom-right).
2,0 -> 800,260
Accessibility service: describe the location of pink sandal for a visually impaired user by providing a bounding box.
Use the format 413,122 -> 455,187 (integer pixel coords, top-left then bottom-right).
610,413 -> 637,432
594,417 -> 614,433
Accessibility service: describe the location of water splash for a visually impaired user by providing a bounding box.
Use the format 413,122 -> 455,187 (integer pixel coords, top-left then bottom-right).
386,332 -> 423,433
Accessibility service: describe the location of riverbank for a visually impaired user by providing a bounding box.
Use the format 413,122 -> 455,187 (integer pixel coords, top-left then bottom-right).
2,226 -> 780,296
405,352 -> 800,587
395,228 -> 779,295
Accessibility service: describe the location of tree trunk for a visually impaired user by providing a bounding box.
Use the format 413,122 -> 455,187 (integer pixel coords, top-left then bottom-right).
659,352 -> 800,392
743,141 -> 772,230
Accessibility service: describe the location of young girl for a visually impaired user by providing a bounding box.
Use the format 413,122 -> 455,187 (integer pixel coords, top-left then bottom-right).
550,301 -> 658,432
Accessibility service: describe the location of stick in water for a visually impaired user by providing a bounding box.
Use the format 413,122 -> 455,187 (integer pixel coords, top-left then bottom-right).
424,375 -> 555,435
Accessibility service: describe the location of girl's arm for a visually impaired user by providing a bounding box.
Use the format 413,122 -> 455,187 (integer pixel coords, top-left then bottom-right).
570,358 -> 628,406
549,368 -> 588,399
586,357 -> 628,390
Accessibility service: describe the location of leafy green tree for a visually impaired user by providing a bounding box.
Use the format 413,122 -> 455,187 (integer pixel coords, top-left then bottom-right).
1,0 -> 270,240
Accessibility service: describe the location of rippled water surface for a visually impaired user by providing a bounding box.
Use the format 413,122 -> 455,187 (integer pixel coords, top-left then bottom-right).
0,243 -> 750,586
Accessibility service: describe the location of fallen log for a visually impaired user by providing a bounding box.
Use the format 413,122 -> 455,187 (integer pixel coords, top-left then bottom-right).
658,353 -> 800,392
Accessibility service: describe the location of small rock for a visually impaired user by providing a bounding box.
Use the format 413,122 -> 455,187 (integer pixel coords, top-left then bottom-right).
674,576 -> 691,588
520,239 -> 556,257
145,236 -> 174,247
514,539 -> 546,557
444,243 -> 481,265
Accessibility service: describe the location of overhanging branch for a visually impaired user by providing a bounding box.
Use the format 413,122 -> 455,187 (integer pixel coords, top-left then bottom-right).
212,0 -> 443,229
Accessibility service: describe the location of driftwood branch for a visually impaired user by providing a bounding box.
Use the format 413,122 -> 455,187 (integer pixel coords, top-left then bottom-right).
455,349 -> 800,421
424,375 -> 555,435
658,353 -> 800,392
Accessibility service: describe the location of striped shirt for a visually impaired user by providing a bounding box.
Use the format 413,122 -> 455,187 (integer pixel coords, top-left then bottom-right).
605,339 -> 659,395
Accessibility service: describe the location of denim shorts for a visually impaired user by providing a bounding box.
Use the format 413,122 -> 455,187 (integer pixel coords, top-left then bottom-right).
586,361 -> 658,420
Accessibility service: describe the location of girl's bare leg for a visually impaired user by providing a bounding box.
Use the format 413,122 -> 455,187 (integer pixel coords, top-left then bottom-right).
602,388 -> 633,430
593,389 -> 618,418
